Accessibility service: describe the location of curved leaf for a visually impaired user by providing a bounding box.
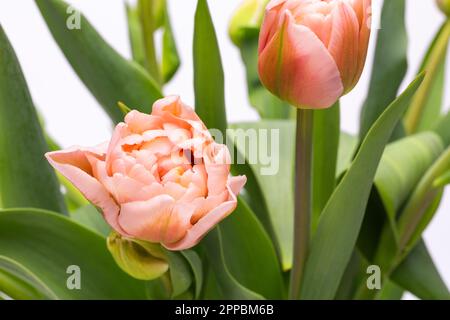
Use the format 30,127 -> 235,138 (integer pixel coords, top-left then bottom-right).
229,121 -> 294,270
391,240 -> 450,300
201,228 -> 263,300
0,25 -> 66,214
300,74 -> 425,299
193,0 -> 227,133
220,197 -> 285,299
404,21 -> 450,133
35,0 -> 162,123
0,209 -> 147,299
359,0 -> 408,139
0,255 -> 57,300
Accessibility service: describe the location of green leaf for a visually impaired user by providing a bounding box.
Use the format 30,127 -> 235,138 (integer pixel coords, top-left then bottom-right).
0,25 -> 66,214
396,146 -> 450,253
336,132 -> 358,177
220,197 -> 285,299
35,0 -> 162,124
125,3 -> 146,68
180,250 -> 203,299
229,121 -> 295,270
377,280 -> 404,300
70,204 -> 111,238
0,209 -> 147,299
404,21 -> 450,133
312,103 -> 340,232
161,9 -> 181,83
434,109 -> 450,146
374,132 -> 444,234
193,0 -> 227,134
300,74 -> 425,299
201,228 -> 263,300
391,240 -> 450,300
164,251 -> 192,298
359,0 -> 408,139
0,255 -> 57,300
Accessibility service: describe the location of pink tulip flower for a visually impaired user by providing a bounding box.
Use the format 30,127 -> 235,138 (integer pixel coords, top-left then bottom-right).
258,0 -> 372,109
46,96 -> 246,251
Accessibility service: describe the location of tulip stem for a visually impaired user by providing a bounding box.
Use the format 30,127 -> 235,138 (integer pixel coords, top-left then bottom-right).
289,108 -> 314,300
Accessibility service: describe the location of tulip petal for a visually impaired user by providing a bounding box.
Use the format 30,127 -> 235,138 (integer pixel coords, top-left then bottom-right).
258,11 -> 343,109
118,195 -> 193,245
327,1 -> 361,92
164,185 -> 238,251
45,147 -> 127,235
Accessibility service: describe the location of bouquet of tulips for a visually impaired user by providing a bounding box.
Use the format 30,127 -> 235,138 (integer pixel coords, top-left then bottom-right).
0,0 -> 449,301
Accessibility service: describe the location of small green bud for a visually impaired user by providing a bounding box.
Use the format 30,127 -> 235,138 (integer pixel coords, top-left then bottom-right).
107,231 -> 169,280
229,0 -> 269,46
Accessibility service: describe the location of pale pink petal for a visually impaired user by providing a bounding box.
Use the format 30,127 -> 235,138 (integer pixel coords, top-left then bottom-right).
327,1 -> 360,92
118,195 -> 193,245
164,186 -> 239,251
228,175 -> 247,196
258,11 -> 343,109
125,110 -> 162,133
45,148 -> 127,235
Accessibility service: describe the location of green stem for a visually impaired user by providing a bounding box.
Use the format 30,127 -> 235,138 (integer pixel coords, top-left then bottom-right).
289,108 -> 314,300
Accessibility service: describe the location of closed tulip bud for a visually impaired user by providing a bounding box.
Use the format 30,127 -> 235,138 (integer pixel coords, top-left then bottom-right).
437,0 -> 450,17
258,0 -> 372,109
229,0 -> 270,45
107,231 -> 169,280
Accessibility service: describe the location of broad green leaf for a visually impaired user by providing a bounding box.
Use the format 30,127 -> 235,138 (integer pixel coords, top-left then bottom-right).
0,209 -> 147,299
312,103 -> 340,232
359,0 -> 408,139
300,74 -> 425,299
221,198 -> 285,299
70,204 -> 111,238
193,0 -> 227,134
374,132 -> 444,233
239,37 -> 292,119
229,121 -> 295,270
0,25 -> 66,214
0,255 -> 57,300
35,0 -> 162,124
391,240 -> 450,300
404,21 -> 450,133
201,228 -> 263,300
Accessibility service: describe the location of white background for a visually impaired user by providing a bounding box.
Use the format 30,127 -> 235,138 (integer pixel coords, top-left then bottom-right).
0,0 -> 448,299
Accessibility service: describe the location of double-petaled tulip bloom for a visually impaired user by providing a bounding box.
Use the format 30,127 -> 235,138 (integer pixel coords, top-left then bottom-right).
258,0 -> 372,109
46,96 -> 246,251
437,0 -> 450,17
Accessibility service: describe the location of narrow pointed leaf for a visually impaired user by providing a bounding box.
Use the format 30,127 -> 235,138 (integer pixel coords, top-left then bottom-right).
0,25 -> 66,214
300,74 -> 425,299
404,21 -> 450,133
391,240 -> 450,300
359,0 -> 408,139
193,0 -> 227,134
